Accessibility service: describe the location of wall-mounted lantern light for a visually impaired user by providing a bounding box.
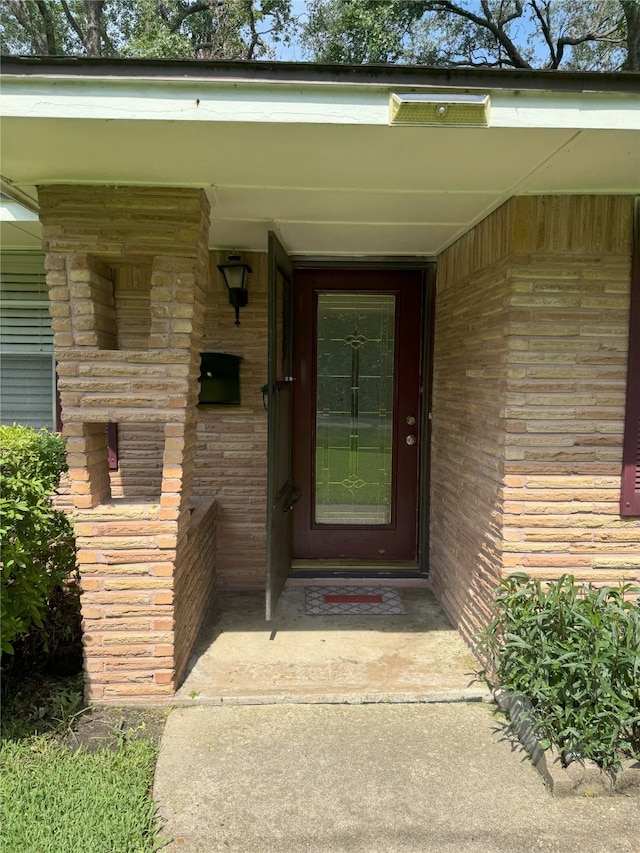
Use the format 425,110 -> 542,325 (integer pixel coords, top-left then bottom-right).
217,253 -> 252,325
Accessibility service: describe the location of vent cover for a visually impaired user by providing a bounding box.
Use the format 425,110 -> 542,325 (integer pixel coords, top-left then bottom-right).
389,93 -> 490,126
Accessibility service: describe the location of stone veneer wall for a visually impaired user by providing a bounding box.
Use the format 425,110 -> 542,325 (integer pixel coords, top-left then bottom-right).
40,185 -> 214,700
429,220 -> 511,643
40,186 -> 638,697
430,195 -> 639,647
192,251 -> 269,589
96,250 -> 270,589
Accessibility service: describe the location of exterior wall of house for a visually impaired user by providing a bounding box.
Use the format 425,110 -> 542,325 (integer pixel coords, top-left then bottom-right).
430,195 -> 639,647
193,251 -> 269,589
429,212 -> 512,643
36,184 -> 638,701
104,252 -> 267,589
107,251 -> 270,589
39,185 -> 215,700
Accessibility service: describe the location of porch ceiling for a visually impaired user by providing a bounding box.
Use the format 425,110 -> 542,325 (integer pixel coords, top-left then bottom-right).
1,73 -> 638,256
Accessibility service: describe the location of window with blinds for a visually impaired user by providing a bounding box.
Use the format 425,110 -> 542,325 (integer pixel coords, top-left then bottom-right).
0,252 -> 56,430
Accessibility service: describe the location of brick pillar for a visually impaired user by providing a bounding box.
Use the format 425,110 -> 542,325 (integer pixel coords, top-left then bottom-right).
431,195 -> 637,650
40,185 -> 212,701
65,422 -> 111,509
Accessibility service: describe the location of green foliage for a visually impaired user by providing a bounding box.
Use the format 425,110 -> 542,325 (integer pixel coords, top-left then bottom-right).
2,0 -> 635,67
1,675 -> 86,741
0,0 -> 294,60
481,573 -> 640,770
303,0 -> 633,70
0,425 -> 78,655
0,737 -> 161,853
302,0 -> 433,64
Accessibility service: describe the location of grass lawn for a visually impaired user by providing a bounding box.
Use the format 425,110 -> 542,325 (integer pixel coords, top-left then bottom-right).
0,675 -> 167,853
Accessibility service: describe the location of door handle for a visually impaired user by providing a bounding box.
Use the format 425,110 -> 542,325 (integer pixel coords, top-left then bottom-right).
283,492 -> 302,513
405,435 -> 417,446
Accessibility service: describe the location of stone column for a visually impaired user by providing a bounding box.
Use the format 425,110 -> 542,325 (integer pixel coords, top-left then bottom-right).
40,185 -> 212,701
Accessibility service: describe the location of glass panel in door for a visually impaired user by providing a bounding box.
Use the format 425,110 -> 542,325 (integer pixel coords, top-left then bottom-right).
315,292 -> 395,524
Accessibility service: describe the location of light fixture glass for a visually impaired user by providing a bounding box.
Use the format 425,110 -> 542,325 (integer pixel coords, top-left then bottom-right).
217,253 -> 252,325
389,93 -> 490,126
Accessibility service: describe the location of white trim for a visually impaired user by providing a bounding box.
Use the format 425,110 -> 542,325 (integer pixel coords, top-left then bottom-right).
1,77 -> 638,130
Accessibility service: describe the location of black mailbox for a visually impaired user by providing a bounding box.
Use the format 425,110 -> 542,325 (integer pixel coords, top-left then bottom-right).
198,353 -> 242,405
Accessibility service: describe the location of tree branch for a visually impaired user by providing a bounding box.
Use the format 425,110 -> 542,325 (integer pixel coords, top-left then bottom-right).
34,0 -> 59,54
5,1 -> 48,53
530,0 -> 557,66
621,0 -> 640,70
244,0 -> 261,60
170,1 -> 218,33
481,0 -> 523,27
554,31 -> 602,68
83,0 -> 104,56
429,0 -> 532,68
59,0 -> 86,46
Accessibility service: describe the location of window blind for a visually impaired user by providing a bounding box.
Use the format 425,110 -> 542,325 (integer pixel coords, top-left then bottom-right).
0,252 -> 55,429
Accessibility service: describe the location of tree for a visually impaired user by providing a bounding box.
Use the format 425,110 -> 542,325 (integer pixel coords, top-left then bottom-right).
621,0 -> 640,69
1,1 -> 117,56
2,0 -> 638,69
302,0 -> 639,71
0,0 -> 294,60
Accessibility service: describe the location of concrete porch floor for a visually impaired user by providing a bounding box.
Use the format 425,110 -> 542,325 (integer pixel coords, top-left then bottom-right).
175,581 -> 489,704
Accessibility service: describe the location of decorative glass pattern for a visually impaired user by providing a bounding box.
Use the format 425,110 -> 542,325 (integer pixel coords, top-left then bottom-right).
315,292 -> 395,524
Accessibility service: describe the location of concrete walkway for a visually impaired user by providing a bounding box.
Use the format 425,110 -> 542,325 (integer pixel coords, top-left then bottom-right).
153,702 -> 640,852
176,584 -> 487,704
155,586 -> 640,851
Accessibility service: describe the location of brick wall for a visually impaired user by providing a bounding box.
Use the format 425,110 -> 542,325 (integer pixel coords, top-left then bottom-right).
174,497 -> 217,680
430,196 -> 639,647
40,185 -> 215,700
502,197 -> 638,583
110,264 -> 165,500
193,251 -> 269,589
73,502 -> 177,696
92,247 -> 270,589
40,184 -> 637,698
429,233 -> 511,642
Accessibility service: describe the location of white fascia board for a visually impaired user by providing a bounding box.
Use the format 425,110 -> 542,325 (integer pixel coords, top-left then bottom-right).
0,78 -> 389,125
1,76 -> 638,130
490,91 -> 640,130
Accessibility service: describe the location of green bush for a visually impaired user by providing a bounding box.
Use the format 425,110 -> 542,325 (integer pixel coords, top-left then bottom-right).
481,573 -> 640,770
0,425 -> 78,656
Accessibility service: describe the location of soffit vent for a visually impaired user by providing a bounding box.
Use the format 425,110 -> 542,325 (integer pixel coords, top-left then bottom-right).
389,93 -> 490,127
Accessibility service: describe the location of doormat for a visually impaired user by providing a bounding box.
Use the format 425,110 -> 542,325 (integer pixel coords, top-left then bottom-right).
305,586 -> 406,615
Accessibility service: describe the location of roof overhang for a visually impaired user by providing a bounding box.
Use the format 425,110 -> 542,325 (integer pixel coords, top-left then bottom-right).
1,58 -> 639,256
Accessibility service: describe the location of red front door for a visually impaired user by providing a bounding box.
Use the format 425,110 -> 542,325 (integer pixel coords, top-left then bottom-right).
292,269 -> 424,561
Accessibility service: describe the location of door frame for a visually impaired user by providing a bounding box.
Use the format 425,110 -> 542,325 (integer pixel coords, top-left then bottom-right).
265,232 -> 295,619
289,256 -> 436,575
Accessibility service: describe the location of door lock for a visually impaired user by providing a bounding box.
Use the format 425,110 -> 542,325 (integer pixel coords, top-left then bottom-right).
283,492 -> 302,513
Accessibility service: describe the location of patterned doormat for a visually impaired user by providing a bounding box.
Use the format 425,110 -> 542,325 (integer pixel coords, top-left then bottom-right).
305,586 -> 406,615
